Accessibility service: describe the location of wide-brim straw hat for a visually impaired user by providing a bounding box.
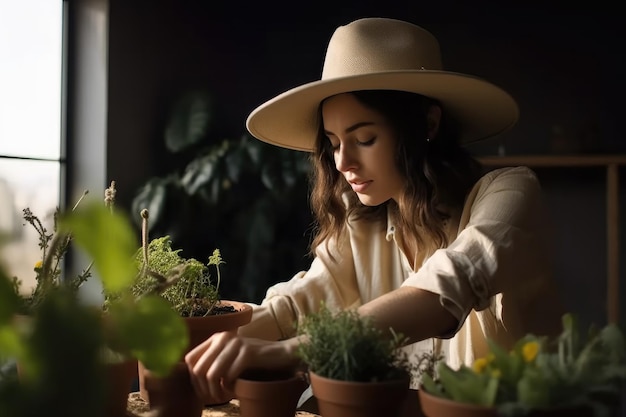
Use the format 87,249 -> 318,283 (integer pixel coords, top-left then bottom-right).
246,17 -> 519,152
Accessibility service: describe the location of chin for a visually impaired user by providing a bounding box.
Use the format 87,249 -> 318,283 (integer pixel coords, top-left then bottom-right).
356,194 -> 386,207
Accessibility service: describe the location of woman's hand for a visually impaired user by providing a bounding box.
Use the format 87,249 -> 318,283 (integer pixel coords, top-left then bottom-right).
185,330 -> 302,402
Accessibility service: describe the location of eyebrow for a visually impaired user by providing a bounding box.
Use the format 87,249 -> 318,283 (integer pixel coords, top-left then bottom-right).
324,121 -> 375,136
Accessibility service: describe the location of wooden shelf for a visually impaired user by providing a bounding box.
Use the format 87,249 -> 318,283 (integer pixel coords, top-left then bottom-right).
477,154 -> 626,324
478,154 -> 626,167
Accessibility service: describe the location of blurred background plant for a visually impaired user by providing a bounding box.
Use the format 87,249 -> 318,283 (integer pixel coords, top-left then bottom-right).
421,314 -> 626,417
12,192 -> 92,314
131,89 -> 314,303
0,198 -> 188,416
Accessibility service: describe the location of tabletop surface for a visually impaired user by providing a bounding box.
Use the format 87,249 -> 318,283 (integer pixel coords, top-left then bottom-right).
127,392 -> 320,417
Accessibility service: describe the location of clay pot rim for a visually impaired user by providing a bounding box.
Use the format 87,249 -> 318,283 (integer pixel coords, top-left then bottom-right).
184,300 -> 252,321
308,370 -> 410,387
418,387 -> 497,411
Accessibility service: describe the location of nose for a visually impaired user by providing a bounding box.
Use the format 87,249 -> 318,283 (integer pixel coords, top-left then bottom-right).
334,145 -> 359,172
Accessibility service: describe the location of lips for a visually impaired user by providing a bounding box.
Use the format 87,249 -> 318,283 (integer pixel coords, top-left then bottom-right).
349,179 -> 371,193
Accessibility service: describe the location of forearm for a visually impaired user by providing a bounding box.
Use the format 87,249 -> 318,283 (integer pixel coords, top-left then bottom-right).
357,286 -> 457,344
237,304 -> 284,341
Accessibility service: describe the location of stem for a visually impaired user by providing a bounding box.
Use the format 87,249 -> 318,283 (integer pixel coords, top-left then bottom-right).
140,209 -> 149,278
72,190 -> 89,212
41,232 -> 65,293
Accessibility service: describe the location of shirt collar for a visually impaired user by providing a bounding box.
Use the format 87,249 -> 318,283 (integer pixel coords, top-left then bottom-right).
385,208 -> 396,241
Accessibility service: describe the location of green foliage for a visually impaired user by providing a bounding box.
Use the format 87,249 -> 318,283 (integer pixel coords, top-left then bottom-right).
59,202 -> 188,375
59,201 -> 137,294
16,205 -> 92,314
296,304 -> 413,383
164,90 -> 212,153
0,285 -> 106,417
130,235 -> 221,317
421,313 -> 626,416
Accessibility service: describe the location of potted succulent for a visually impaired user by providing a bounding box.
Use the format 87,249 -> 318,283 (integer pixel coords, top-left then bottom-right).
126,207 -> 252,407
295,303 -> 415,417
419,313 -> 626,417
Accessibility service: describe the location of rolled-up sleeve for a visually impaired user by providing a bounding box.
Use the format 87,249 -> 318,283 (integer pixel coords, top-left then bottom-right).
402,166 -> 544,337
249,234 -> 362,339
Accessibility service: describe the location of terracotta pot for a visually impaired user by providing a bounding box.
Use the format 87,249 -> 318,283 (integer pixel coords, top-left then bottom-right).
138,300 -> 253,406
234,369 -> 308,417
184,301 -> 253,351
418,388 -> 595,417
309,370 -> 410,417
142,361 -> 203,417
104,359 -> 138,417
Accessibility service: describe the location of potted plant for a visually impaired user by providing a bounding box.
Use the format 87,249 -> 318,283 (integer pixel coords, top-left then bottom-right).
295,303 -> 415,417
1,194 -> 188,417
126,207 -> 252,407
233,368 -> 308,417
419,313 -> 626,417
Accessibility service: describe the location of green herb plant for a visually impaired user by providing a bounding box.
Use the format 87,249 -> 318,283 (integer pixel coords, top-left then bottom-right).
421,313 -> 626,417
120,207 -> 228,318
295,303 -> 416,383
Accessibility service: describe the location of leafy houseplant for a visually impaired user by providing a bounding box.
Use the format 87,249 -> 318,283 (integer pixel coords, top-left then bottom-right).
295,303 -> 414,417
419,314 -> 626,417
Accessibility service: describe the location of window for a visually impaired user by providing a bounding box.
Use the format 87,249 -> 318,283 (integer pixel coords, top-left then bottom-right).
0,0 -> 64,292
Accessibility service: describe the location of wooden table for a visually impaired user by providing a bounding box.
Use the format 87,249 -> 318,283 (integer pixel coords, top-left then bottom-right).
127,392 -> 320,417
128,390 -> 425,417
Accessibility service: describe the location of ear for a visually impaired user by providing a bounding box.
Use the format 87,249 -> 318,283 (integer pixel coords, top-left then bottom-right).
427,105 -> 442,140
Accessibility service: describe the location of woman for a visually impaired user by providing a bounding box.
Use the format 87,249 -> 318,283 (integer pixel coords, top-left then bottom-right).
185,17 -> 563,402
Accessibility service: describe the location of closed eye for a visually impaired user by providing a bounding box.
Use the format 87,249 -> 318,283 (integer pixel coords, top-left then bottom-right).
358,137 -> 377,146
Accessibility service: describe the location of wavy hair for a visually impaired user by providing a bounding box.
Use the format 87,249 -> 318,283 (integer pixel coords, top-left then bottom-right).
308,90 -> 482,258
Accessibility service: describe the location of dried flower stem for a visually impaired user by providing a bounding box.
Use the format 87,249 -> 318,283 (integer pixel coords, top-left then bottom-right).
104,181 -> 116,214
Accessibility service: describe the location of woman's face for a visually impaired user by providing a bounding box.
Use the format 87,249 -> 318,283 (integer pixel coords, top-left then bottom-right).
322,93 -> 405,206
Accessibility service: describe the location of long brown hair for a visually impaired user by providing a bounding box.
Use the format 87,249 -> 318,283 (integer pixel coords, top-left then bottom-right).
308,90 -> 482,257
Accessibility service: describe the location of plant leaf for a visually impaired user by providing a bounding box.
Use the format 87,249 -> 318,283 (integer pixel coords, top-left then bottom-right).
58,202 -> 138,293
164,90 -> 212,153
108,295 -> 187,376
0,274 -> 20,323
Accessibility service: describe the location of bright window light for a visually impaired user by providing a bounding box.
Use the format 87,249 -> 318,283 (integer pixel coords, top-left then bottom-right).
0,0 -> 63,292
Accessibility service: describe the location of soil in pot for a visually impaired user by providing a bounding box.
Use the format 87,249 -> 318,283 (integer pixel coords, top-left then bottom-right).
309,371 -> 410,417
234,368 -> 308,417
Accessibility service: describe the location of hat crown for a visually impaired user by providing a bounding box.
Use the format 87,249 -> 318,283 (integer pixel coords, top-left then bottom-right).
322,18 -> 443,79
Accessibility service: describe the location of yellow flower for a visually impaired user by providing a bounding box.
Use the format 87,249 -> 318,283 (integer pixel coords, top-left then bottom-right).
34,260 -> 43,270
472,357 -> 489,374
522,341 -> 540,362
491,369 -> 502,378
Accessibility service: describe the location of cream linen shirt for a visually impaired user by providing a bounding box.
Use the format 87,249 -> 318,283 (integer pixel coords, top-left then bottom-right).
241,166 -> 563,386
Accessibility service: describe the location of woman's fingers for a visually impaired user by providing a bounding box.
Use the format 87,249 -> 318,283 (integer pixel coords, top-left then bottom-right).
185,330 -> 237,400
185,331 -> 300,402
203,336 -> 242,401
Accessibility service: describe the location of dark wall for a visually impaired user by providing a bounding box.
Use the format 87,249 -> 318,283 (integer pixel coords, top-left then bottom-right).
106,0 -> 625,205
105,0 -> 625,324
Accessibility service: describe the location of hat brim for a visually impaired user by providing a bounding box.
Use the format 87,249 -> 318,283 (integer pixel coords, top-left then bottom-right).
246,70 -> 519,152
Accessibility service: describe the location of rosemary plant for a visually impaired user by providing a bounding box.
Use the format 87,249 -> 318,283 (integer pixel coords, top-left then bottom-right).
296,303 -> 415,383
